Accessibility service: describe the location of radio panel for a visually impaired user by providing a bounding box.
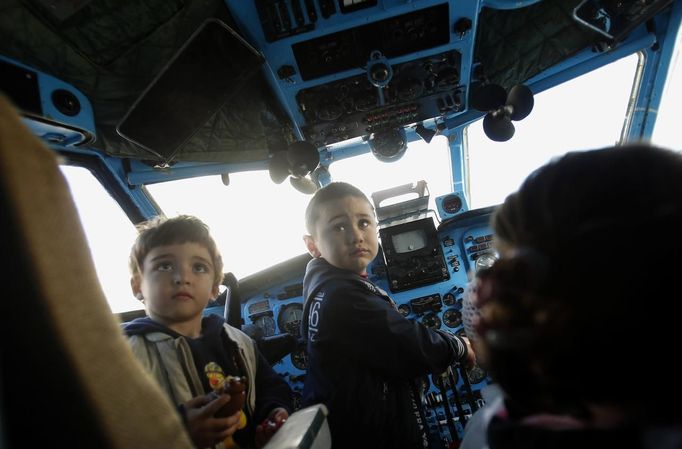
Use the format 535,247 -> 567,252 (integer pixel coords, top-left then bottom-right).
379,217 -> 449,292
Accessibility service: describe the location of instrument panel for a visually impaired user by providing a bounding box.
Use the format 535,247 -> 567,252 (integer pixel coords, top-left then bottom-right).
224,206 -> 497,447
222,0 -> 479,151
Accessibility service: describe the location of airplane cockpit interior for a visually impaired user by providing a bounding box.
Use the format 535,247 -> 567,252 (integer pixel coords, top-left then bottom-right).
1,0 -> 680,446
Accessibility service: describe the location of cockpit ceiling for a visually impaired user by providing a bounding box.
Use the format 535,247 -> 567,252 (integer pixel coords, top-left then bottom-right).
0,0 -> 599,163
0,0 -> 284,163
475,0 -> 597,89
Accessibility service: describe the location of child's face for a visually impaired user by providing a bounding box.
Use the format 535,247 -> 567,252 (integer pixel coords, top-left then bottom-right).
305,196 -> 378,275
131,242 -> 219,329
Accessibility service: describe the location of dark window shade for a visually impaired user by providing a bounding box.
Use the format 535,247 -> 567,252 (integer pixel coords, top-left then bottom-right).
117,19 -> 264,162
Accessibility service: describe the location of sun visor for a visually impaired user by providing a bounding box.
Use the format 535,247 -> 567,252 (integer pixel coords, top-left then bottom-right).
116,19 -> 265,164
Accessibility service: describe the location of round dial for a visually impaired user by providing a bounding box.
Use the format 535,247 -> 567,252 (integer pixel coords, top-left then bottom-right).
278,303 -> 303,337
422,313 -> 441,329
291,345 -> 308,370
397,303 -> 411,317
253,315 -> 276,337
442,194 -> 463,214
443,309 -> 462,328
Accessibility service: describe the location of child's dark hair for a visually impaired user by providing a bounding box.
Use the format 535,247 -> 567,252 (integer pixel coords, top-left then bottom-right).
129,215 -> 224,287
305,182 -> 373,234
478,143 -> 682,422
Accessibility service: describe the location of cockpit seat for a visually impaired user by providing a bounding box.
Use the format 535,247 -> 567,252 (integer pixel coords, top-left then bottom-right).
0,94 -> 194,449
223,272 -> 297,365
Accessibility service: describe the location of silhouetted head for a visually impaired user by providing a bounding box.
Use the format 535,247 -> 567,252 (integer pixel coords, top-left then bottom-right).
478,144 -> 682,425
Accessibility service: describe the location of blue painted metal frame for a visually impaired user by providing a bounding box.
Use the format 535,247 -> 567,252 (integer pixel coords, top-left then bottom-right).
56,145 -> 160,221
439,6 -> 681,206
223,0 -> 483,138
126,158 -> 270,186
624,0 -> 682,142
481,0 -> 542,10
445,128 -> 468,199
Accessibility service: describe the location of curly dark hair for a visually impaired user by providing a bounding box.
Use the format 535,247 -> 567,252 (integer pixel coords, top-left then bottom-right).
478,143 -> 682,423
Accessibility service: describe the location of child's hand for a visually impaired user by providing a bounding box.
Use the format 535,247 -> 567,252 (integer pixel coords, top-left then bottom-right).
254,407 -> 289,448
460,335 -> 477,369
183,393 -> 243,448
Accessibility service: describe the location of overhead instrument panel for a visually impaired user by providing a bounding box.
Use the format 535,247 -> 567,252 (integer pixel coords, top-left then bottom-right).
222,0 -> 480,149
297,49 -> 462,145
291,4 -> 450,81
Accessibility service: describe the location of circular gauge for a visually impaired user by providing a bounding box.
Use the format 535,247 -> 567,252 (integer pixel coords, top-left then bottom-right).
253,314 -> 276,337
291,345 -> 308,370
467,365 -> 487,384
443,293 -> 456,306
422,313 -> 441,329
278,303 -> 303,337
475,252 -> 499,272
397,303 -> 411,317
431,372 -> 457,390
442,194 -> 463,214
443,309 -> 462,328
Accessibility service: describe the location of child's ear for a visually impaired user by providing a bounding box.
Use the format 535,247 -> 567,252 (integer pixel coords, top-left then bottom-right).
211,284 -> 220,300
130,276 -> 143,302
303,235 -> 321,258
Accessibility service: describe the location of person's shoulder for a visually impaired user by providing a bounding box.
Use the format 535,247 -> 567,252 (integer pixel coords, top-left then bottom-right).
323,276 -> 369,299
321,277 -> 387,316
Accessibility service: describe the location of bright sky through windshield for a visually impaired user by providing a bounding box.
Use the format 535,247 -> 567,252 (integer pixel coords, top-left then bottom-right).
64,39 -> 681,313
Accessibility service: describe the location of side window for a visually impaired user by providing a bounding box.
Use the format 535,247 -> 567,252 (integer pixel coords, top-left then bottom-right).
60,165 -> 142,313
652,31 -> 682,151
466,54 -> 639,208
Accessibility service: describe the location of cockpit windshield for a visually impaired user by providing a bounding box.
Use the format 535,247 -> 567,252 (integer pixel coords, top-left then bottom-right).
60,46 -> 680,314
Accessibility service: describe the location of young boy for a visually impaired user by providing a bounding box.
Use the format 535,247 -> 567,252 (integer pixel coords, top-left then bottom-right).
301,182 -> 474,449
123,215 -> 292,449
